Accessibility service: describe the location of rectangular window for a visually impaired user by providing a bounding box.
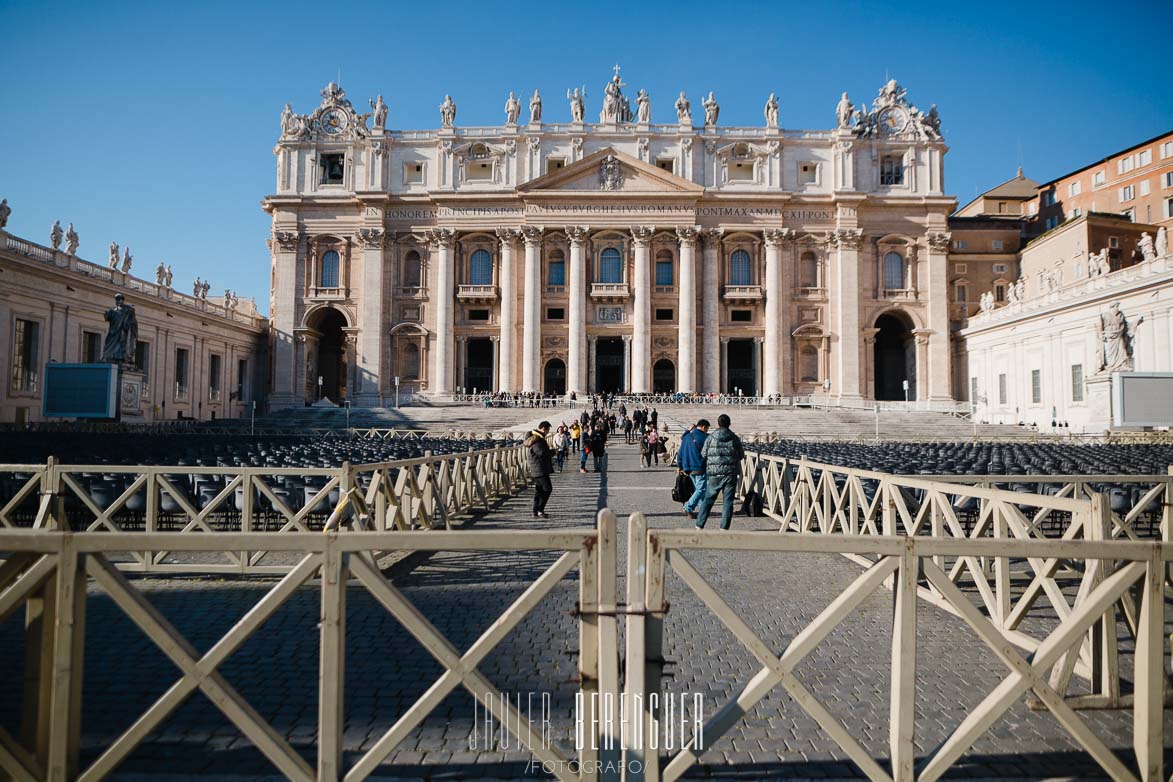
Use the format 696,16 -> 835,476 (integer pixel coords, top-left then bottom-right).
236,358 -> 248,401
1030,369 -> 1041,404
82,330 -> 102,363
993,263 -> 1008,273
1138,149 -> 1152,166
955,284 -> 967,302
728,161 -> 754,182
547,260 -> 565,286
656,158 -> 675,174
466,161 -> 493,181
135,341 -> 150,375
654,308 -> 674,321
404,162 -> 424,184
879,155 -> 904,185
174,348 -> 189,398
730,309 -> 753,322
467,309 -> 490,321
1068,181 -> 1081,197
991,240 -> 1004,251
995,284 -> 1006,302
799,162 -> 818,185
655,260 -> 673,286
1163,172 -> 1173,189
209,353 -> 222,401
953,239 -> 968,250
1071,364 -> 1084,403
547,158 -> 565,172
1166,196 -> 1173,219
1118,156 -> 1134,174
1071,207 -> 1082,218
1139,179 -> 1150,196
955,263 -> 967,273
1161,141 -> 1173,159
1109,236 -> 1119,249
1042,191 -> 1056,207
11,318 -> 40,393
1119,185 -> 1135,201
1093,170 -> 1105,186
320,153 -> 344,185
545,307 -> 565,320
998,373 -> 1007,405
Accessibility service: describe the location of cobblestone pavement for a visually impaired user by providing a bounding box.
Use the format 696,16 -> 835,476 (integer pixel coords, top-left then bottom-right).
1,424 -> 1170,780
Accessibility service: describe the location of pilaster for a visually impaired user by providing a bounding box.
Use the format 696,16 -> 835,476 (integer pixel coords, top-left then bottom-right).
425,228 -> 456,395
925,231 -> 952,400
630,226 -> 654,393
354,227 -> 386,406
496,228 -> 519,392
675,226 -> 700,393
831,227 -> 864,400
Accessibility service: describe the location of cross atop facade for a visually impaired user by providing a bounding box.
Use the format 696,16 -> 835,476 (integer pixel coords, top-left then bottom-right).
612,63 -> 621,79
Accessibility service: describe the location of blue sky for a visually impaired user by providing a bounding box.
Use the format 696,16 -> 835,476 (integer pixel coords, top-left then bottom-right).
2,0 -> 1170,313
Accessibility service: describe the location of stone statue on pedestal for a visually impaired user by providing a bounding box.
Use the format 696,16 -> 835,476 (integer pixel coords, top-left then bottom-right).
1136,232 -> 1156,262
108,242 -> 119,269
836,92 -> 854,129
201,279 -> 210,299
164,264 -> 173,287
0,198 -> 10,230
1007,280 -> 1020,304
1156,226 -> 1168,258
101,293 -> 138,366
370,95 -> 388,128
636,89 -> 651,124
50,220 -> 63,250
566,87 -> 585,122
439,95 -> 456,128
702,92 -> 719,126
1014,277 -> 1025,302
1096,303 -> 1137,372
155,262 -> 166,285
504,91 -> 521,125
64,223 -> 79,256
675,92 -> 691,125
194,276 -> 202,296
599,71 -> 633,124
529,89 -> 542,123
121,247 -> 133,273
764,93 -> 779,128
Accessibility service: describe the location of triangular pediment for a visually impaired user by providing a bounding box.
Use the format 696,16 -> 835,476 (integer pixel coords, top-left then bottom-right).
518,147 -> 704,195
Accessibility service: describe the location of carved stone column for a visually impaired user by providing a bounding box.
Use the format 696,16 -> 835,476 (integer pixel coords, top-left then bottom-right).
720,336 -> 730,394
344,333 -> 359,401
861,327 -> 880,399
630,226 -> 654,393
753,336 -> 764,398
588,335 -> 597,392
925,231 -> 952,400
913,329 -> 932,402
701,229 -> 723,392
455,335 -> 467,393
622,334 -> 633,393
427,228 -> 456,395
566,226 -> 590,395
831,227 -> 864,400
676,226 -> 700,392
269,230 -> 302,408
762,229 -> 792,397
355,227 -> 386,406
495,228 -> 519,392
490,335 -> 500,393
520,226 -> 544,392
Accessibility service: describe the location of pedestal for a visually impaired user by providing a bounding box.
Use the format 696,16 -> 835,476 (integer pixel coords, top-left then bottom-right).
1084,373 -> 1115,432
119,369 -> 146,422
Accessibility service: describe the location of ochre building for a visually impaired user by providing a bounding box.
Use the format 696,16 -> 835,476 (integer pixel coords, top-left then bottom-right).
263,77 -> 958,407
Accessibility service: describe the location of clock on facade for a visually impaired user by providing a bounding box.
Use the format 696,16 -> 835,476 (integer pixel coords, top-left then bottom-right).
321,108 -> 347,135
877,106 -> 908,135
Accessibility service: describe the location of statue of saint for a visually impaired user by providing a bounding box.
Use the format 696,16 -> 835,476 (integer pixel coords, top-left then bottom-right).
925,104 -> 942,138
194,276 -> 202,296
121,247 -> 133,273
1136,232 -> 1156,261
1014,277 -> 1025,302
599,72 -> 632,123
101,293 -> 138,366
64,223 -> 79,256
439,95 -> 456,128
108,241 -> 120,269
504,91 -> 521,125
164,264 -> 173,287
566,86 -> 585,123
0,198 -> 10,230
675,91 -> 692,125
280,103 -> 294,136
1097,303 -> 1134,372
201,279 -> 211,299
764,93 -> 780,128
636,89 -> 651,124
1155,226 -> 1168,258
370,95 -> 388,127
529,89 -> 542,123
702,92 -> 719,126
50,220 -> 63,250
836,92 -> 854,129
156,262 -> 166,285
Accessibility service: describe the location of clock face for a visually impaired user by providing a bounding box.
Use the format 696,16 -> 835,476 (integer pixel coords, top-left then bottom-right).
878,107 -> 907,134
321,109 -> 347,135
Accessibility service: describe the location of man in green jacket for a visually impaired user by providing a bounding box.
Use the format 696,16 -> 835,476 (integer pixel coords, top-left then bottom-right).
695,414 -> 744,530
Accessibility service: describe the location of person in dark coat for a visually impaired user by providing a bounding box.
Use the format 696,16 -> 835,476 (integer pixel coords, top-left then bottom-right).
589,427 -> 607,472
677,419 -> 710,518
695,414 -> 744,530
525,421 -> 554,518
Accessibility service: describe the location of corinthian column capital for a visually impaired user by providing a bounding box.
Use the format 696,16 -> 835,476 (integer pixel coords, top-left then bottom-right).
925,231 -> 952,252
830,228 -> 864,251
422,227 -> 456,249
564,225 -> 591,245
675,225 -> 701,246
519,225 -> 544,246
630,225 -> 655,246
700,227 -> 724,249
764,228 -> 795,248
495,227 -> 520,246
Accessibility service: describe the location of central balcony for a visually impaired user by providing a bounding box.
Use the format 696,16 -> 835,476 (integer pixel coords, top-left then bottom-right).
722,284 -> 763,301
590,282 -> 630,301
308,286 -> 348,301
456,284 -> 498,302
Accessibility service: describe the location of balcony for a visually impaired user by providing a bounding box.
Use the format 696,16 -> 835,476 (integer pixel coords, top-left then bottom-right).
880,288 -> 919,301
456,284 -> 498,302
722,285 -> 763,301
308,286 -> 348,301
590,282 -> 630,301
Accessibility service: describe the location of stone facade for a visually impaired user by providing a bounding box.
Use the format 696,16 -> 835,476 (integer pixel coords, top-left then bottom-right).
264,78 -> 958,406
0,228 -> 267,424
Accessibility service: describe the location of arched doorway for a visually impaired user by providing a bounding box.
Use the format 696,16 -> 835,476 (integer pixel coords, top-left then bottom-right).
310,308 -> 347,402
874,312 -> 915,401
464,338 -> 494,394
596,338 -> 624,393
727,339 -> 757,396
653,359 -> 675,393
544,358 -> 566,395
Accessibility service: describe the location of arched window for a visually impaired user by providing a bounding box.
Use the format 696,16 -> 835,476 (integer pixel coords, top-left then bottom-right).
469,249 -> 492,286
655,250 -> 674,286
320,250 -> 340,288
403,343 -> 420,380
800,251 -> 819,288
883,252 -> 905,290
547,249 -> 565,286
404,251 -> 422,287
729,249 -> 752,285
600,247 -> 622,283
955,283 -> 968,302
800,346 -> 819,382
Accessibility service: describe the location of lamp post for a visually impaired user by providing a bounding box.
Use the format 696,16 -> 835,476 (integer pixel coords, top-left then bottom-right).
394,376 -> 400,408
317,375 -> 324,402
251,400 -> 256,436
344,400 -> 351,430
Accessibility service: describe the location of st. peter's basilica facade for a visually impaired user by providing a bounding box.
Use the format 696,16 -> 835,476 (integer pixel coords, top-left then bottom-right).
263,73 -> 956,407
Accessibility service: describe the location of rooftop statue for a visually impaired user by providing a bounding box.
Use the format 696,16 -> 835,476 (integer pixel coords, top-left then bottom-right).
121,247 -> 133,273
1155,226 -> 1168,258
370,94 -> 388,128
1137,231 -> 1156,262
439,95 -> 456,128
504,91 -> 521,125
764,93 -> 779,129
566,86 -> 585,123
675,91 -> 691,125
636,89 -> 651,124
50,220 -> 63,250
108,241 -> 119,269
836,92 -> 854,129
65,223 -> 79,256
0,198 -> 10,230
599,66 -> 633,124
702,92 -> 719,126
529,89 -> 542,123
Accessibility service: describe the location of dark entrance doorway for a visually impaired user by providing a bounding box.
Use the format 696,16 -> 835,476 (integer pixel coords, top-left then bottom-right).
653,359 -> 675,393
544,358 -> 566,395
464,338 -> 494,394
596,338 -> 625,393
726,339 -> 757,396
313,308 -> 347,402
874,313 -> 915,401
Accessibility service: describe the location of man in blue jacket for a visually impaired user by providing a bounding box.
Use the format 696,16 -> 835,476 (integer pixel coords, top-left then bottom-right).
677,419 -> 710,518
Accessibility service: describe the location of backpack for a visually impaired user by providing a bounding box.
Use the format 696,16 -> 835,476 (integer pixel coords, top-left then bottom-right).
671,472 -> 693,503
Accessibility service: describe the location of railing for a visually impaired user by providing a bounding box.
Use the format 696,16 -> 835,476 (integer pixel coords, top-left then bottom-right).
590,282 -> 630,299
0,444 -> 531,573
456,284 -> 498,301
624,512 -> 1170,781
0,512 -> 617,782
721,284 -> 763,300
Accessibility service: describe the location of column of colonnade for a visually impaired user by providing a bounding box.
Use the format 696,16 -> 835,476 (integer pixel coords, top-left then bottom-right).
630,226 -> 654,394
566,226 -> 589,395
675,226 -> 699,393
495,228 -> 518,392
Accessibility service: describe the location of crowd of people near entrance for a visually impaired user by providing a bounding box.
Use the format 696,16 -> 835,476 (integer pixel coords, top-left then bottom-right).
524,397 -> 747,529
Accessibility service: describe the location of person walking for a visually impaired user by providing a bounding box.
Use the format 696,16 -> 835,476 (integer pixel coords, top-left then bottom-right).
525,421 -> 554,518
579,424 -> 592,473
552,425 -> 568,472
646,426 -> 661,466
589,425 -> 607,472
695,414 -> 744,530
570,421 -> 581,453
677,419 -> 710,518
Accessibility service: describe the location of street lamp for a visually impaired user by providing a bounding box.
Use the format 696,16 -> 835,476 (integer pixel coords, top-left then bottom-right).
344,400 -> 352,430
393,376 -> 400,408
317,375 -> 324,402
